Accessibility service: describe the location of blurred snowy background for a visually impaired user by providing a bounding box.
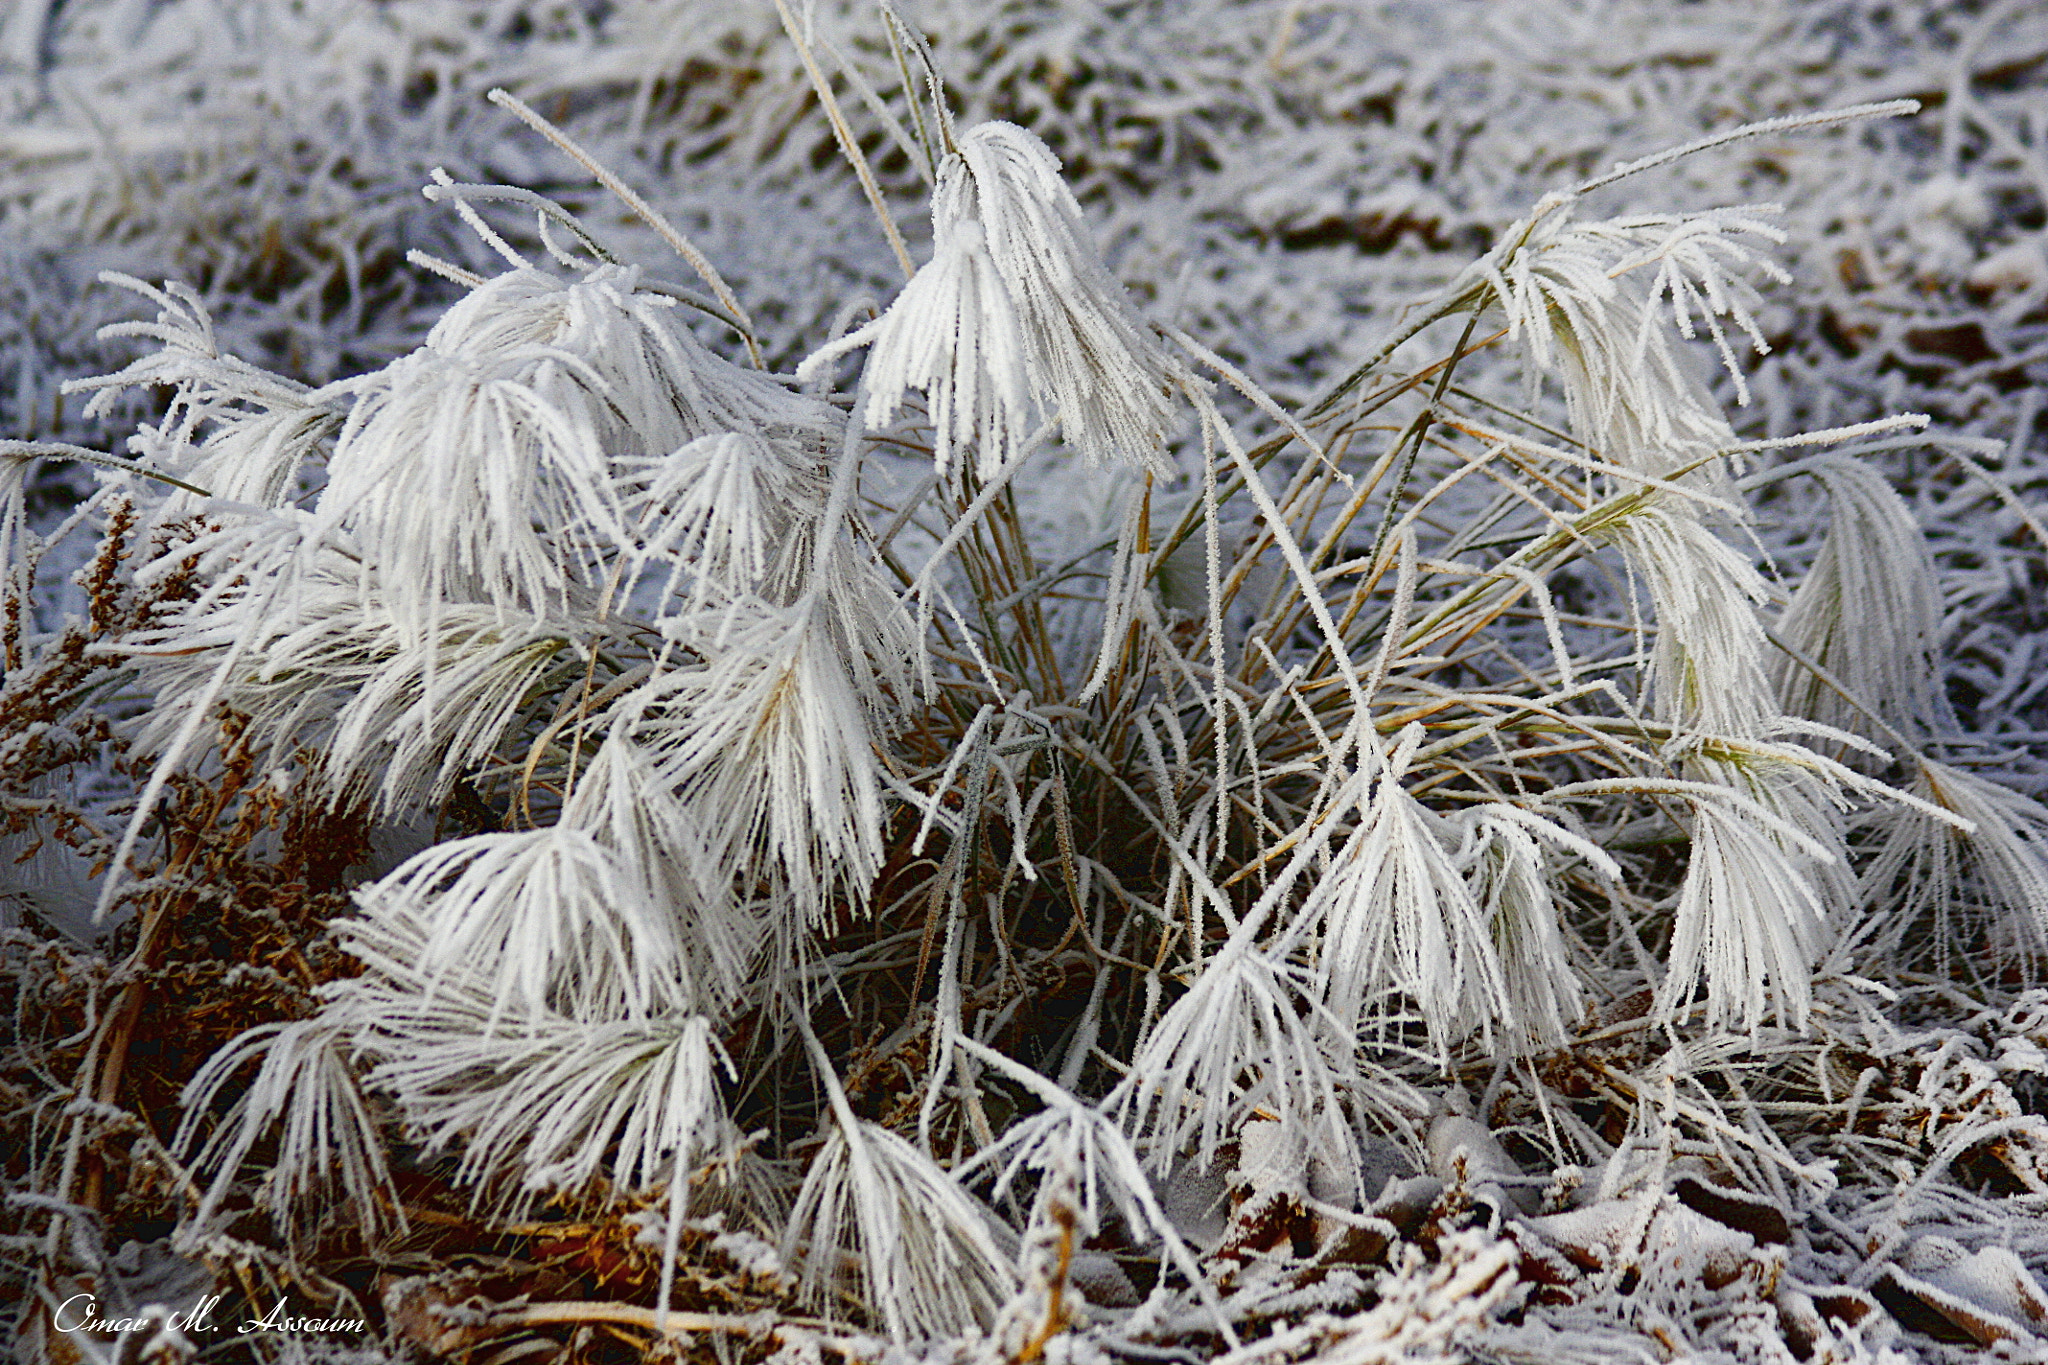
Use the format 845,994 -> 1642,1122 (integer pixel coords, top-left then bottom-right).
4,0 -> 2045,759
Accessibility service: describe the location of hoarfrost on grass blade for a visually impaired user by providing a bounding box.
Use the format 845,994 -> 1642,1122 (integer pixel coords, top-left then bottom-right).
350,824 -> 701,1024
1475,202 -> 1783,482
1857,758 -> 2048,963
1301,727 -> 1516,1052
117,525 -> 587,819
1452,803 -> 1620,1049
804,119 -> 1189,475
333,903 -> 733,1202
618,429 -> 829,614
317,262 -> 835,632
1770,455 -> 1955,750
639,592 -> 898,956
800,218 -> 1034,480
1114,940 -> 1352,1181
783,1115 -> 1017,1343
173,1015 -> 399,1246
559,728 -> 763,1009
955,1037 -> 1224,1335
1659,783 -> 1833,1032
1597,502 -> 1776,738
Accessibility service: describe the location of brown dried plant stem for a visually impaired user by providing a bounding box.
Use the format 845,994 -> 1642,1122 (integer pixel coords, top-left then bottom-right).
71,729 -> 259,1214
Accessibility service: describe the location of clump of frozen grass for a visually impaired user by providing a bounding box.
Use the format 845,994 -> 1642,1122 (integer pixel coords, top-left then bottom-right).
7,16 -> 2047,1362
1474,199 -> 1784,483
122,553 -> 591,818
783,1021 -> 1017,1341
350,826 -> 697,1021
1453,803 -> 1621,1049
315,263 -> 834,631
633,587 -> 910,958
1659,780 -> 1834,1032
1597,502 -> 1778,737
173,1016 -> 399,1247
784,1114 -> 1018,1340
1857,757 -> 2048,964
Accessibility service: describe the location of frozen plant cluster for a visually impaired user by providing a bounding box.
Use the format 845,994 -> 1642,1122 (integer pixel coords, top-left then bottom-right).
3,2 -> 2048,1363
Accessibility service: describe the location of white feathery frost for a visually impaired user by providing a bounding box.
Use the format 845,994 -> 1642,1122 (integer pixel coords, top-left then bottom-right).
1481,199 -> 1794,743
804,218 -> 1033,479
1301,728 -> 1516,1051
68,274 -> 349,511
956,1037 -> 1221,1322
1452,803 -> 1621,1048
1115,940 -> 1350,1179
318,263 -> 834,631
783,1114 -> 1018,1342
1478,201 -> 1784,483
350,824 -> 701,1024
1771,455 -> 1954,748
1658,777 -> 1836,1032
1857,758 -> 2048,960
174,1015 -> 398,1244
618,429 -> 829,612
638,591 -> 902,953
333,903 -> 733,1200
801,119 -> 1186,475
1598,501 -> 1777,738
118,525 -> 586,818
558,729 -> 763,1008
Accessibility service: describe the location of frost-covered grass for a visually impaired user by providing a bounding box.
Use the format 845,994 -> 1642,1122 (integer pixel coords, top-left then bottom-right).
4,3 -> 2048,1363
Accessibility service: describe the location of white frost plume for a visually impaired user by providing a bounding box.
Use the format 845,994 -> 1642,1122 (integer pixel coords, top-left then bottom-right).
1658,779 -> 1836,1032
1478,203 -> 1795,742
174,1015 -> 398,1245
350,824 -> 701,1025
1598,502 -> 1776,738
955,1036 -> 1216,1312
1302,729 -> 1515,1052
1692,743 -> 1861,919
118,523 -> 585,818
1857,758 -> 2048,960
334,903 -> 732,1200
783,1114 -> 1017,1342
559,730 -> 762,1009
1453,804 -> 1621,1048
1478,200 -> 1784,483
69,274 -> 349,511
424,264 -> 829,444
801,219 -> 1032,479
618,429 -> 829,612
638,592 -> 901,954
1114,941 -> 1350,1179
1772,456 -> 1953,748
319,263 -> 834,631
802,120 -> 1186,475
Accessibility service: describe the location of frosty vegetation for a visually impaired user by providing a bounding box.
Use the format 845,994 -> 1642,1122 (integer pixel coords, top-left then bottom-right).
3,2 -> 2048,1363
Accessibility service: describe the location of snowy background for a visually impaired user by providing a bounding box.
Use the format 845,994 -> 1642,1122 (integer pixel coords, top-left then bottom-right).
5,0 -> 2045,762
